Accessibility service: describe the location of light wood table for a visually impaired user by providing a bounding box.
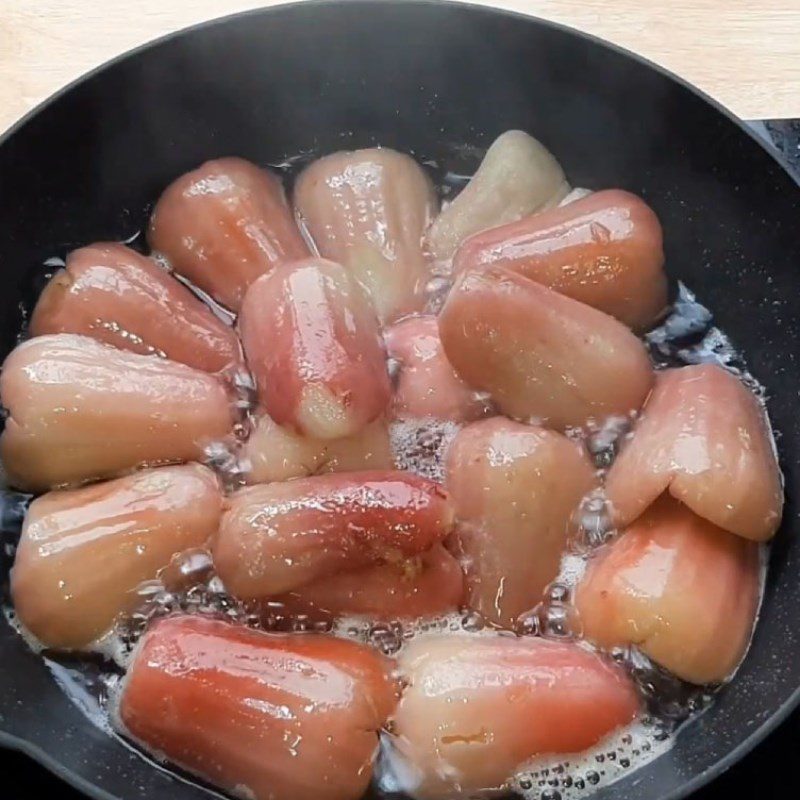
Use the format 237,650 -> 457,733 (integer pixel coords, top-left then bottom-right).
1,0 -> 800,135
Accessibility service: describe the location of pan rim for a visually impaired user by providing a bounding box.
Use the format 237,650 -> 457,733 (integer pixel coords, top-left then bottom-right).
2,0 -> 798,189
0,2 -> 798,800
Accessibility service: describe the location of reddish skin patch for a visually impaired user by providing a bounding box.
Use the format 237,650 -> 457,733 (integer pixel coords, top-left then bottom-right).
391,634 -> 639,798
438,265 -> 653,429
119,616 -> 398,800
453,189 -> 667,331
276,543 -> 465,621
605,363 -> 783,540
384,316 -> 487,422
11,464 -> 221,650
148,157 -> 310,311
214,470 -> 455,598
30,242 -> 242,373
575,494 -> 761,684
238,258 -> 390,440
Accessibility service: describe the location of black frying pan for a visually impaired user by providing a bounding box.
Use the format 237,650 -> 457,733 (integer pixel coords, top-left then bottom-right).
0,2 -> 798,799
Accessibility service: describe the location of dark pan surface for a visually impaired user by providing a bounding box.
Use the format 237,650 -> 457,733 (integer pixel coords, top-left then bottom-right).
0,2 -> 798,799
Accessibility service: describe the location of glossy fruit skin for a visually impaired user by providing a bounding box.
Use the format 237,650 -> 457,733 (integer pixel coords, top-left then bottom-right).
389,634 -> 639,799
29,242 -> 242,372
438,265 -> 653,428
238,258 -> 391,440
148,157 -> 310,311
294,147 -> 438,325
446,417 -> 596,627
575,495 -> 761,684
214,470 -> 455,597
452,189 -> 667,331
605,364 -> 783,540
0,334 -> 234,492
384,316 -> 487,422
276,543 -> 464,621
426,130 -> 569,263
242,412 -> 392,484
11,464 -> 222,650
118,615 -> 398,800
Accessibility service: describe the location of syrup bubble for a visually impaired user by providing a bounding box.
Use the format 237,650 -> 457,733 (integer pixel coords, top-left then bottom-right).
389,418 -> 461,482
3,154 -> 778,800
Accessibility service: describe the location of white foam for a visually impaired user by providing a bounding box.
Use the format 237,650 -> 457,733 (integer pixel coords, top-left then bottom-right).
510,718 -> 672,800
557,553 -> 589,588
4,176 -> 783,800
389,418 -> 462,482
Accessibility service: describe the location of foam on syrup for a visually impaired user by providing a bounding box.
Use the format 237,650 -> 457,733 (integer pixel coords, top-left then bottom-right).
557,553 -> 589,587
389,417 -> 462,482
510,718 -> 672,800
2,123 -> 782,800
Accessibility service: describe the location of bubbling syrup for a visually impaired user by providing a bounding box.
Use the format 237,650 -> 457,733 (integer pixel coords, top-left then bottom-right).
0,148 -> 774,800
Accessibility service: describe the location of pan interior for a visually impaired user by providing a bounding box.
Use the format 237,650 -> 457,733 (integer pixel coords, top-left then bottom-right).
0,4 -> 798,800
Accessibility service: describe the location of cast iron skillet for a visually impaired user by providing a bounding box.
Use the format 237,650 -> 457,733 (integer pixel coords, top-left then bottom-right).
0,2 -> 798,799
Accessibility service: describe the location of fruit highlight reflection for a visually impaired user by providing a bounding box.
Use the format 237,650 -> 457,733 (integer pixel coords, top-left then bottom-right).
0,129 -> 783,800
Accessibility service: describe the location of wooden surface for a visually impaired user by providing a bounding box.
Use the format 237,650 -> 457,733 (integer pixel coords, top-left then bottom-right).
1,0 -> 800,134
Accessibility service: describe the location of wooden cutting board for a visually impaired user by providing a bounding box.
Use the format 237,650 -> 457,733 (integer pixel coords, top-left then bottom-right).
1,0 -> 799,134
